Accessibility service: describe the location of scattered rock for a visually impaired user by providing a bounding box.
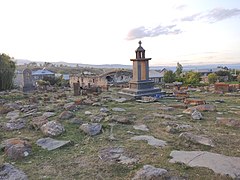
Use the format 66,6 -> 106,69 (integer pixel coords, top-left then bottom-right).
114,98 -> 127,103
4,118 -> 26,131
84,111 -> 92,115
164,122 -> 192,134
40,121 -> 65,137
36,137 -> 71,151
31,116 -> 48,130
68,118 -> 83,125
1,138 -> 32,160
110,115 -> 132,124
195,104 -> 216,112
132,165 -> 167,180
158,106 -> 175,111
6,110 -> 20,120
0,163 -> 28,180
0,106 -> 13,114
42,112 -> 56,118
92,102 -> 102,106
191,110 -> 203,120
82,99 -> 94,105
80,123 -> 102,136
169,150 -> 240,178
168,104 -> 187,109
100,107 -> 110,113
59,111 -> 74,120
215,99 -> 225,103
182,107 -> 195,114
63,102 -> 77,111
118,155 -> 137,165
184,99 -> 206,105
90,114 -> 104,122
216,117 -> 240,128
99,147 -> 137,165
112,107 -> 126,112
153,113 -> 177,120
137,96 -> 157,103
131,135 -> 167,147
180,132 -> 214,147
133,124 -> 149,131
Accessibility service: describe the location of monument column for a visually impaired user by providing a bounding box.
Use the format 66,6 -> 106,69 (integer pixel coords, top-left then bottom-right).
119,41 -> 161,98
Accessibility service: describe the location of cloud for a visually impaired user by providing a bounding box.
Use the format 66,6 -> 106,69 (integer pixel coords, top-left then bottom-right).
174,4 -> 187,10
126,24 -> 182,40
181,13 -> 202,21
204,8 -> 240,23
181,8 -> 240,23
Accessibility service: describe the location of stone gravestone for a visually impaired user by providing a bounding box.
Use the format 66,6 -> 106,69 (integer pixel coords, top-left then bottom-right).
73,82 -> 80,96
22,69 -> 35,92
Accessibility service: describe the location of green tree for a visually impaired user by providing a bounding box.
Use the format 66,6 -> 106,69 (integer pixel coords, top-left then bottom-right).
0,53 -> 16,91
215,70 -> 233,82
208,73 -> 218,84
184,71 -> 201,86
163,70 -> 176,83
175,62 -> 183,78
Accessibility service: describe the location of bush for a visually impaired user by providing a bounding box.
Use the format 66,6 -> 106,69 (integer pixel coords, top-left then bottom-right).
208,73 -> 218,84
163,70 -> 176,83
184,71 -> 201,86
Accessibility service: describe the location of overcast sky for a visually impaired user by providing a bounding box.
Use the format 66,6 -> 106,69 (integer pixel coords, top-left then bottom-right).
1,0 -> 240,66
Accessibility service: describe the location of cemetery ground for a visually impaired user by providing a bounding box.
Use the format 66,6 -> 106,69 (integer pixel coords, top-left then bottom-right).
0,87 -> 240,179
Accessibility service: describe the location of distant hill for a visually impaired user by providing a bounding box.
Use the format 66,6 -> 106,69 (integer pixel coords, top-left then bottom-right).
15,59 -> 240,71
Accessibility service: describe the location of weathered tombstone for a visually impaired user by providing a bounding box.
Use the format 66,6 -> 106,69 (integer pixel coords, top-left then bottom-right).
22,69 -> 35,92
73,82 -> 80,96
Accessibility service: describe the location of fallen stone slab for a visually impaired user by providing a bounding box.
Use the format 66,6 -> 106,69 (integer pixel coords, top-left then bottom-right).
133,124 -> 149,131
110,115 -> 132,124
195,104 -> 216,111
100,107 -> 110,113
131,135 -> 167,147
158,106 -> 175,111
0,163 -> 28,180
216,117 -> 240,128
4,118 -> 26,131
112,107 -> 126,112
36,137 -> 71,151
184,99 -> 206,105
42,112 -> 56,118
169,150 -> 240,178
179,132 -> 214,147
132,165 -> 167,180
99,147 -> 137,165
113,98 -> 127,103
6,110 -> 20,120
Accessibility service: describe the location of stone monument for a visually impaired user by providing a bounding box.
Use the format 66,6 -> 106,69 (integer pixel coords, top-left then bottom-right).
73,82 -> 80,96
119,41 -> 161,98
22,68 -> 35,92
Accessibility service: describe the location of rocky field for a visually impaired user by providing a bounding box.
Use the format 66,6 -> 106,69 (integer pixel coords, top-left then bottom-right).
0,87 -> 240,179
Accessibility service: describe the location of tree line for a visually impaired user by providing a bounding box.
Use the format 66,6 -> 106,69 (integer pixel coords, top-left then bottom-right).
163,62 -> 240,86
0,53 -> 16,91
